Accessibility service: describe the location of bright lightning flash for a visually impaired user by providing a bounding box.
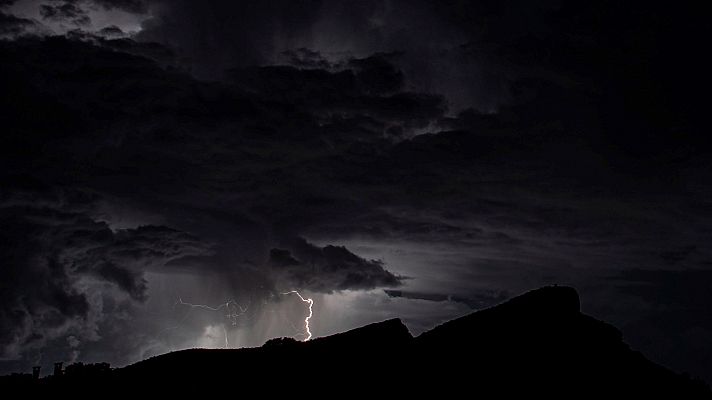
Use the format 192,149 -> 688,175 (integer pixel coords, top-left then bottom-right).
282,290 -> 314,341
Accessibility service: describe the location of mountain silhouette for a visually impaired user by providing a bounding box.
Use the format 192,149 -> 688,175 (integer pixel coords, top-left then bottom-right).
2,286 -> 710,397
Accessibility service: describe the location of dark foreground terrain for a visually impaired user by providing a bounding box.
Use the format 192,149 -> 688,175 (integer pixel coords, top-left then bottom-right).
2,286 -> 710,397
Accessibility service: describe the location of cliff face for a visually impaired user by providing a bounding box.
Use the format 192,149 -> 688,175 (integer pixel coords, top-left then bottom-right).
410,286 -> 695,396
3,286 -> 710,398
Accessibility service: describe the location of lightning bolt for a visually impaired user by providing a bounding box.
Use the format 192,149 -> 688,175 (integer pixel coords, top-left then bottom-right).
176,298 -> 249,326
175,297 -> 249,348
222,325 -> 228,349
281,290 -> 314,341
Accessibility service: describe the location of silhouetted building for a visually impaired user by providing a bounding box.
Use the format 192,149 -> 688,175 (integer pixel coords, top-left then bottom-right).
53,362 -> 63,377
64,362 -> 112,379
32,366 -> 41,380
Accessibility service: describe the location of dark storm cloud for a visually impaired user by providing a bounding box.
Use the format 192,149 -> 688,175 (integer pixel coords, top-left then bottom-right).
269,237 -> 402,292
135,0 -> 323,77
228,54 -> 443,134
96,24 -> 126,38
92,0 -> 148,13
281,48 -> 334,70
125,1 -> 562,108
0,10 -> 37,37
40,1 -> 91,26
139,0 -> 711,128
0,185 -> 210,360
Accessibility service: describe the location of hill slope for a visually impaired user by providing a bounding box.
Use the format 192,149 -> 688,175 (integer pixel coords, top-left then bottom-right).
3,286 -> 710,397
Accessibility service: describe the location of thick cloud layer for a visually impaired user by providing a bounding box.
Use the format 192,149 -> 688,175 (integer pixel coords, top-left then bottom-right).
0,35 -> 414,368
0,9 -> 39,37
0,184 -> 209,361
269,237 -> 401,292
39,2 -> 90,26
92,0 -> 147,13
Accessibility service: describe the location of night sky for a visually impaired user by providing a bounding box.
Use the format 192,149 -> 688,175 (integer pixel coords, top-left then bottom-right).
1,0 -> 711,382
